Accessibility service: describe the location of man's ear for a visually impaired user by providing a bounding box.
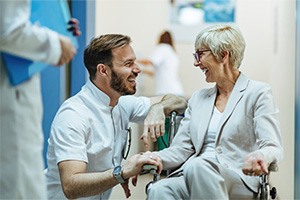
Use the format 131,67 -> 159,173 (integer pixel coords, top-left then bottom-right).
97,63 -> 109,76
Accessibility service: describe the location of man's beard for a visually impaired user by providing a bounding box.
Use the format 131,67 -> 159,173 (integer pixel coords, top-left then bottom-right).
110,68 -> 136,95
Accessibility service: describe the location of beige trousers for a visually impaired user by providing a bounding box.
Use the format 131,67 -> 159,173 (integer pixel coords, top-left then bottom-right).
147,157 -> 257,200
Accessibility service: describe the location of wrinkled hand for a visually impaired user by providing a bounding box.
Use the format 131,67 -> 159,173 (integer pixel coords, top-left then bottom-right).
57,35 -> 77,66
140,103 -> 166,148
242,151 -> 269,176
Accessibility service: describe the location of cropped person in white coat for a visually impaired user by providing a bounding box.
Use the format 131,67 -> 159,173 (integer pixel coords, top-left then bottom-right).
146,24 -> 283,199
0,0 -> 78,198
138,31 -> 184,96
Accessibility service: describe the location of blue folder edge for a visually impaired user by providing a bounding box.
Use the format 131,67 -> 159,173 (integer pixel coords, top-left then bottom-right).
2,0 -> 78,86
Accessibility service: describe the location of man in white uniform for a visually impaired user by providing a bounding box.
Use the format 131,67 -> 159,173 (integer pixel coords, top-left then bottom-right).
45,34 -> 187,199
0,0 -> 78,199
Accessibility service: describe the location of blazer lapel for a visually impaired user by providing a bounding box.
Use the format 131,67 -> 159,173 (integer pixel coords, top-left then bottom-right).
195,87 -> 216,153
215,73 -> 249,144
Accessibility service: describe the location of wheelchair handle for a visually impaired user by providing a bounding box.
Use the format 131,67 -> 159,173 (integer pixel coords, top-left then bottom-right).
268,163 -> 278,172
142,164 -> 158,175
168,111 -> 177,145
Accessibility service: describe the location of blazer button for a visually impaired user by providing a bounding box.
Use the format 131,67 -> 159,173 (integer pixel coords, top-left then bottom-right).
216,146 -> 223,154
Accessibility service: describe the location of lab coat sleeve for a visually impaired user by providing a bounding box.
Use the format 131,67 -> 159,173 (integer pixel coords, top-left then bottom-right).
0,0 -> 61,65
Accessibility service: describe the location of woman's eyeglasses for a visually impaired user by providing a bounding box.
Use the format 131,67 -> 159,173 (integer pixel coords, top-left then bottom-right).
122,127 -> 131,160
193,49 -> 211,63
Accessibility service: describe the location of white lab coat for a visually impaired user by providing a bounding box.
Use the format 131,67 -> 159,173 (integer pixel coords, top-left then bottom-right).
0,0 -> 61,198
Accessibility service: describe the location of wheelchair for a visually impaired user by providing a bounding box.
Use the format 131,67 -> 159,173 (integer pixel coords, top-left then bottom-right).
142,111 -> 279,200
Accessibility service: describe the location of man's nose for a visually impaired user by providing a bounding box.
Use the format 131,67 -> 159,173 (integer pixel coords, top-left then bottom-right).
133,63 -> 141,73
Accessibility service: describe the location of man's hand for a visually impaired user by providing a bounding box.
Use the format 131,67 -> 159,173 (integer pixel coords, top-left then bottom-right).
140,103 -> 166,148
122,153 -> 162,178
57,35 -> 77,66
242,151 -> 269,176
121,180 -> 131,198
120,152 -> 163,198
142,151 -> 163,175
120,175 -> 138,198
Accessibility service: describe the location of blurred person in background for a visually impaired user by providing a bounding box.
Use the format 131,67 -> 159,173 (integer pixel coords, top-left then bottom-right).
138,30 -> 184,97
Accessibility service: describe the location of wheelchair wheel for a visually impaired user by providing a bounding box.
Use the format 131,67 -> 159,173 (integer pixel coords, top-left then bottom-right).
270,187 -> 277,199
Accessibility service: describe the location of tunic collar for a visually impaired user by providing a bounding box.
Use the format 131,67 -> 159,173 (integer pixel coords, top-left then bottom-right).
85,79 -> 111,106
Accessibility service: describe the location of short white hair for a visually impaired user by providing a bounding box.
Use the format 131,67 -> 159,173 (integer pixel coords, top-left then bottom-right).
195,24 -> 246,69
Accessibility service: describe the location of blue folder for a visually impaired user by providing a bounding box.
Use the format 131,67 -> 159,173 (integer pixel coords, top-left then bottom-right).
2,0 -> 78,86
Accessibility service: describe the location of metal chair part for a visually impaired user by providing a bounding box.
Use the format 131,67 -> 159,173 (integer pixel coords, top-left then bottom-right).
259,163 -> 278,200
141,164 -> 160,182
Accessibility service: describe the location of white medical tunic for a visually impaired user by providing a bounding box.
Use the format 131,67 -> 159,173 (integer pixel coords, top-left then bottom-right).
45,79 -> 150,199
150,43 -> 184,96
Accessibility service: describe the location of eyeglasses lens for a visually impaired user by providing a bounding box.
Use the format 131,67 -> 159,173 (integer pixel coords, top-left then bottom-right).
193,50 -> 210,62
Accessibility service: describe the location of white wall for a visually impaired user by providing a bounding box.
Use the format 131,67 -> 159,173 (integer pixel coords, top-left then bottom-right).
95,0 -> 295,199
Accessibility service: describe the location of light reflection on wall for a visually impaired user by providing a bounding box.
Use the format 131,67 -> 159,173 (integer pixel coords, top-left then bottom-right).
176,2 -> 204,25
169,0 -> 235,42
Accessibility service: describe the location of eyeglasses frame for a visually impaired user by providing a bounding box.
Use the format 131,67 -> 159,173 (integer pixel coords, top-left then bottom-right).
193,49 -> 211,63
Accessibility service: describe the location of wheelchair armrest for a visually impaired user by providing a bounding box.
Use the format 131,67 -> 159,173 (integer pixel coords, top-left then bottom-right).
268,163 -> 278,172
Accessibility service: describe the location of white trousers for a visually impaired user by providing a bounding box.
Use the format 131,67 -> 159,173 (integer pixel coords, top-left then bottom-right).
147,157 -> 257,200
0,63 -> 47,199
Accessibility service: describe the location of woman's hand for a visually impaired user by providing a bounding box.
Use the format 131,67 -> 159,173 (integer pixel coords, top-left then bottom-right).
242,151 -> 269,176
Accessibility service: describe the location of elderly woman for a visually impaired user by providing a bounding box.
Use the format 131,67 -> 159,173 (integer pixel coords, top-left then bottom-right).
146,24 -> 283,199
